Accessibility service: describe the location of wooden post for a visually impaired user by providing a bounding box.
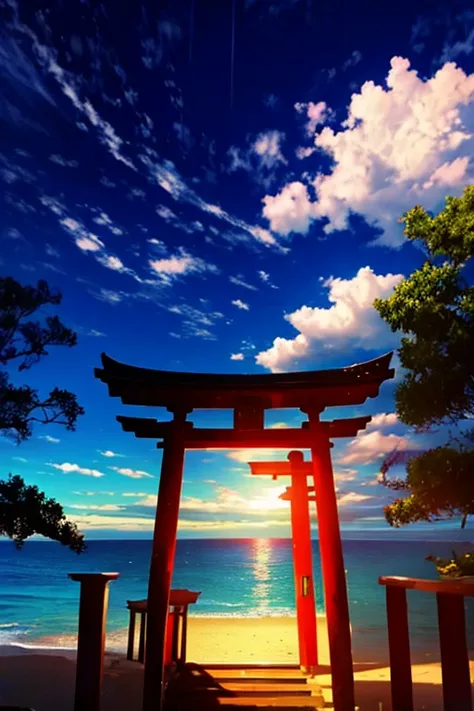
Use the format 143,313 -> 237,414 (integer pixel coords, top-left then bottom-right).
138,611 -> 146,663
386,585 -> 414,711
127,608 -> 136,661
288,451 -> 318,673
69,572 -> 119,711
142,423 -> 186,711
437,593 -> 472,711
310,429 -> 355,711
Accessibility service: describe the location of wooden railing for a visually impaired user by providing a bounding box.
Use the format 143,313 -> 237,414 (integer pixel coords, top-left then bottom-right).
379,576 -> 474,711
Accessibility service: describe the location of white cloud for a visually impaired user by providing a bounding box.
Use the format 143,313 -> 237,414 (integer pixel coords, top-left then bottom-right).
264,57 -> 474,246
49,462 -> 105,478
294,101 -> 329,135
109,466 -> 154,479
122,492 -> 148,497
252,130 -> 287,170
149,248 -> 218,283
338,491 -> 372,505
12,456 -> 27,463
367,413 -> 399,430
99,450 -> 124,458
92,211 -> 124,235
38,434 -> 60,443
339,430 -> 420,465
72,491 -> 115,496
262,181 -> 314,236
69,504 -> 122,511
230,353 -> 244,361
256,266 -> 403,372
49,154 -> 78,168
342,50 -> 362,71
136,484 -> 288,516
440,28 -> 474,63
95,289 -> 123,305
232,299 -> 249,311
140,154 -> 281,250
226,449 -> 286,463
229,275 -> 258,291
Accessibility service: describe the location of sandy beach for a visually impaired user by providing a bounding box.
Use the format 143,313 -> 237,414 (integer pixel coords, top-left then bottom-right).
1,616 -> 472,710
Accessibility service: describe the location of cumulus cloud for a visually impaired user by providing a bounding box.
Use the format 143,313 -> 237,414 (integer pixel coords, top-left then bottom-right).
339,430 -> 420,465
262,181 -> 314,236
48,462 -> 105,478
256,266 -> 403,372
109,466 -> 154,479
367,413 -> 399,430
230,353 -> 244,360
99,450 -> 124,458
263,57 -> 474,246
294,101 -> 330,135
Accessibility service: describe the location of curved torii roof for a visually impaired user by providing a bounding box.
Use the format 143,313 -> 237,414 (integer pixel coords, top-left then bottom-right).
94,352 -> 394,411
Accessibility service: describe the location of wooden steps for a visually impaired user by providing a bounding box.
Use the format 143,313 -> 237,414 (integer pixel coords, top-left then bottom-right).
165,664 -> 325,709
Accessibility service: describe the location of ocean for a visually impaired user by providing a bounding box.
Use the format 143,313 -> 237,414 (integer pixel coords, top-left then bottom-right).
0,538 -> 473,662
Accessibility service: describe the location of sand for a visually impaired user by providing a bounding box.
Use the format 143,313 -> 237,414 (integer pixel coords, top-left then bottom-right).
0,617 -> 472,710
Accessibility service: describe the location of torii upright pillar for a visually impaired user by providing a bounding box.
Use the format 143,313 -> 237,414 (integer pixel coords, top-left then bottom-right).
307,415 -> 355,711
249,451 -> 318,674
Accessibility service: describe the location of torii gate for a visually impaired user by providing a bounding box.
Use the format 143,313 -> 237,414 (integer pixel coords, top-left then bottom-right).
248,451 -> 318,675
95,351 -> 394,711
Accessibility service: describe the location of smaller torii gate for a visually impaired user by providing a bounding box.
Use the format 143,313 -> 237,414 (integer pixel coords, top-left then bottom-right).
249,451 -> 317,674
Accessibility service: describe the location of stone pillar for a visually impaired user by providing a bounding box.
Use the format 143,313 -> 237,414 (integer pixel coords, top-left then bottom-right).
69,572 -> 119,711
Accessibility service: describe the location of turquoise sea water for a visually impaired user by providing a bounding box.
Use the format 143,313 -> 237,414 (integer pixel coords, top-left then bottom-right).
0,538 -> 473,662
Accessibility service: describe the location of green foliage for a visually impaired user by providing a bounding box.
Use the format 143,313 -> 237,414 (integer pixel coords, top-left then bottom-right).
0,276 -> 84,442
375,186 -> 474,531
0,474 -> 85,553
382,445 -> 474,528
426,551 -> 474,578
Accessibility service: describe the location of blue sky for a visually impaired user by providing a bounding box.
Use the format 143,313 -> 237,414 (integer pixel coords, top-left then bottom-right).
1,0 -> 474,540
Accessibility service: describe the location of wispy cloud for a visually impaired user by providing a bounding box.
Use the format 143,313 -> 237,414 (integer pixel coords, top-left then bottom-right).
109,466 -> 154,479
229,276 -> 258,291
38,434 -> 60,443
231,299 -> 250,311
48,462 -> 105,478
99,450 -> 125,458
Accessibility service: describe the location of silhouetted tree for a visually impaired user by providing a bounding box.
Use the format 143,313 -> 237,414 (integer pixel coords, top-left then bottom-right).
0,474 -> 85,552
0,276 -> 85,550
375,186 -> 474,530
0,276 -> 84,442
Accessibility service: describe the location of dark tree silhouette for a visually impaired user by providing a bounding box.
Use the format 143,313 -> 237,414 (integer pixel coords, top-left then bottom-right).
0,475 -> 85,553
0,276 -> 85,550
0,276 -> 85,442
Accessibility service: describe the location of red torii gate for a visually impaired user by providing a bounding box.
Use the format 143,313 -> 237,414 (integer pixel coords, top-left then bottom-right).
249,452 -> 318,674
95,351 -> 394,711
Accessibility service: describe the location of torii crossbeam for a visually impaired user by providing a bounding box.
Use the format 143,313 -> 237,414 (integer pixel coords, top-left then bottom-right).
94,351 -> 394,711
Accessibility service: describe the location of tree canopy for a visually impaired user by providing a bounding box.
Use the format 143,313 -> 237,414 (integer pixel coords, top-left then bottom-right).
0,276 -> 85,550
0,276 -> 85,442
0,474 -> 85,553
374,185 -> 474,529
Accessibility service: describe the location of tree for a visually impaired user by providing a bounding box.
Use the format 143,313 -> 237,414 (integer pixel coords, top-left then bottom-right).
0,474 -> 85,553
0,276 -> 85,551
0,276 -> 85,442
374,185 -> 474,530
